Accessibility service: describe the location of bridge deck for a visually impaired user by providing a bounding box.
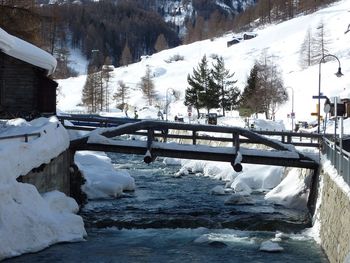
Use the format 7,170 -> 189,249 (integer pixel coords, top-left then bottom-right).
81,139 -> 318,169
59,116 -> 320,170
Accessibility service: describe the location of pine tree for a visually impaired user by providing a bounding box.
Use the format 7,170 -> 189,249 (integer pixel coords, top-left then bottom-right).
239,63 -> 262,117
211,56 -> 239,116
138,67 -> 157,106
185,55 -> 218,115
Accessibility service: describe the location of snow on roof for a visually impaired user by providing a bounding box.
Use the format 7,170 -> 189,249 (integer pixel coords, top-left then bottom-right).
0,27 -> 57,75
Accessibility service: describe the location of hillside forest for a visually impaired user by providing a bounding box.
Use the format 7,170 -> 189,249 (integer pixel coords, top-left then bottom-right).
0,0 -> 339,78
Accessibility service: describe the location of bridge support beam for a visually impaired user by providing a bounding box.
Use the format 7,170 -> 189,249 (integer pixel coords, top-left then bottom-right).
144,129 -> 156,164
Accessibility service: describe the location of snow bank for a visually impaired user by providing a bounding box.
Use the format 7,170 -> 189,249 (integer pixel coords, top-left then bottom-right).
0,117 -> 69,182
253,119 -> 286,131
0,185 -> 86,260
265,168 -> 312,211
176,159 -> 284,194
229,165 -> 284,192
0,117 -> 86,260
75,151 -> 135,199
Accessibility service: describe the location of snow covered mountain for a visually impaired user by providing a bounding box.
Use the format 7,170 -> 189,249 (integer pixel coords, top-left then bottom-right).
58,0 -> 350,132
37,0 -> 256,34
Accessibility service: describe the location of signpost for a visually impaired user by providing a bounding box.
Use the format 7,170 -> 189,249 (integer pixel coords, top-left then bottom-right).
187,106 -> 192,123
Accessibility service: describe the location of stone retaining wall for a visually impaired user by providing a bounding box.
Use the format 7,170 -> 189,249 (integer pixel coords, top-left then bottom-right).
319,171 -> 350,263
17,150 -> 72,195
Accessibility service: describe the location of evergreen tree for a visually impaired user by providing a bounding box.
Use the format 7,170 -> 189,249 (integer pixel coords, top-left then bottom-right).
211,56 -> 239,116
138,67 -> 157,106
239,63 -> 262,117
185,55 -> 217,116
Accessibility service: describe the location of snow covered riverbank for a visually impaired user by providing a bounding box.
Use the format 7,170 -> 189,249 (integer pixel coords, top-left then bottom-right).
0,116 -> 322,260
0,117 -> 86,261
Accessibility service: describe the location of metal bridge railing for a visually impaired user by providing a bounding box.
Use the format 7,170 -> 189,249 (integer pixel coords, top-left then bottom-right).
323,137 -> 350,185
0,132 -> 41,143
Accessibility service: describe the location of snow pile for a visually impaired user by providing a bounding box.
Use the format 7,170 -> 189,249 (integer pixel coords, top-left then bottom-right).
75,151 -> 135,199
253,119 -> 286,131
0,117 -> 86,260
265,168 -> 312,210
169,156 -> 315,211
178,159 -> 283,192
0,186 -> 86,260
0,117 -> 69,181
229,165 -> 284,192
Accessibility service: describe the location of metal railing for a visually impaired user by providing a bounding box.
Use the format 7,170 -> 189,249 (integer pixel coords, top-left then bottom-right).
323,137 -> 350,184
0,132 -> 41,143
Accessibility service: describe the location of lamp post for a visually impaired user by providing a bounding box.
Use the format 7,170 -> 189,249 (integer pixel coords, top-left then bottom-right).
286,87 -> 294,131
165,88 -> 175,121
317,54 -> 343,133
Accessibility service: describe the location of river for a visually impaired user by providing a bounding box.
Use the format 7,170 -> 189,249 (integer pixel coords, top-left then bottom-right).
6,153 -> 328,262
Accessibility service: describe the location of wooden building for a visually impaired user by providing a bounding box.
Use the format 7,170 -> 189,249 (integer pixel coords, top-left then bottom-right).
0,27 -> 57,119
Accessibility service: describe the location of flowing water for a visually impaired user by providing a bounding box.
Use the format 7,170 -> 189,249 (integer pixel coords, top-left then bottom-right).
6,153 -> 328,263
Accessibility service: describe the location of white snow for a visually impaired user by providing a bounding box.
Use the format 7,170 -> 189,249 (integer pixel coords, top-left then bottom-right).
58,0 -> 350,129
210,185 -> 227,195
259,240 -> 284,252
0,117 -> 86,261
75,151 -> 135,199
0,27 -> 57,75
0,117 -> 69,181
265,168 -> 312,210
2,0 -> 350,259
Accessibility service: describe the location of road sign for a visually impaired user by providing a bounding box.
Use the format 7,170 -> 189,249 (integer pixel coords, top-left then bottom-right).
188,112 -> 192,117
291,112 -> 295,119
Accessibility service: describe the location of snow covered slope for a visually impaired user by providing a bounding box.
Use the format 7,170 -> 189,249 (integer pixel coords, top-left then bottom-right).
58,0 -> 350,126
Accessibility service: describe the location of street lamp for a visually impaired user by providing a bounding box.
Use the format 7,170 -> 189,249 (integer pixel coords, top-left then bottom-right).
286,87 -> 294,131
166,88 -> 175,121
317,54 -> 343,133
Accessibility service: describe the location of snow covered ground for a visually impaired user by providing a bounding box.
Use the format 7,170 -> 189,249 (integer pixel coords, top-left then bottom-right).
0,117 -> 86,260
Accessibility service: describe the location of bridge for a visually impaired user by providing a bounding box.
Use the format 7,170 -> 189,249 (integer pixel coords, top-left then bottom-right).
59,115 -> 322,171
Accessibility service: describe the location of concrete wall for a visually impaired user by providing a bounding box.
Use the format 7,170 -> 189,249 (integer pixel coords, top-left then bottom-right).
319,171 -> 350,263
17,150 -> 72,196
